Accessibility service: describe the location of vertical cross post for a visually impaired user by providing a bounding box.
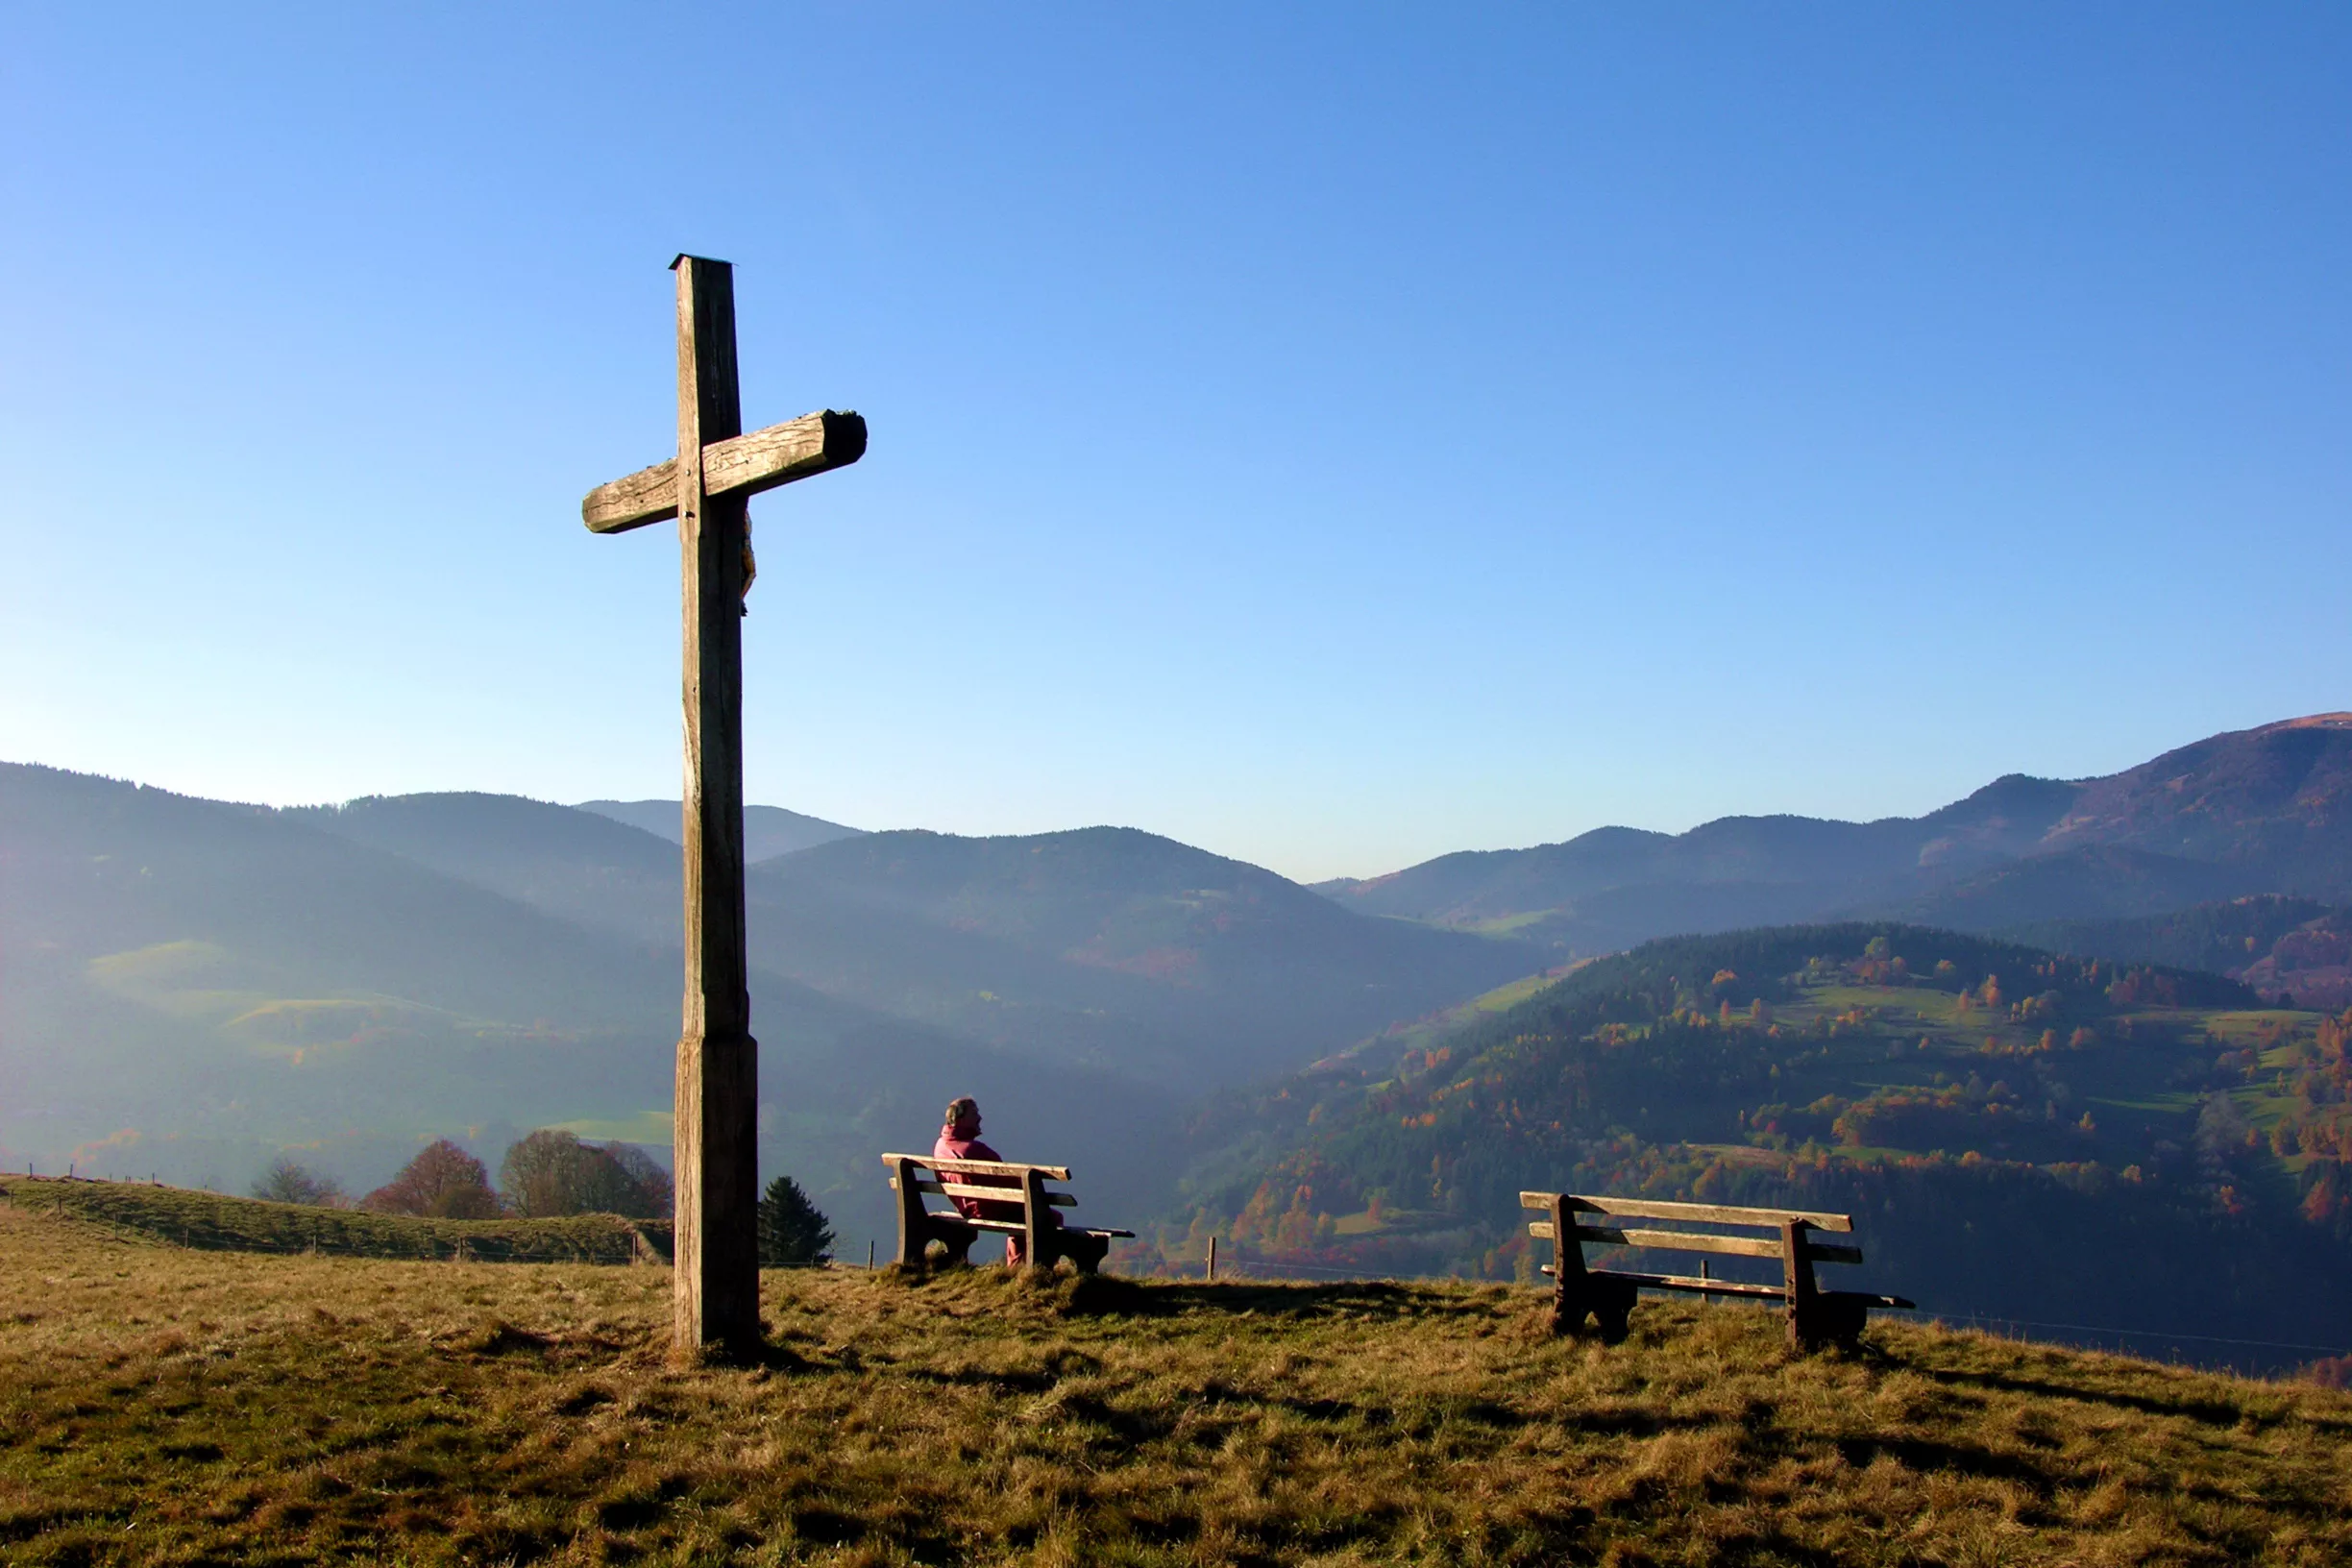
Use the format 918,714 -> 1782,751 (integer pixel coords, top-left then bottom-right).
582,255 -> 866,1360
671,255 -> 758,1360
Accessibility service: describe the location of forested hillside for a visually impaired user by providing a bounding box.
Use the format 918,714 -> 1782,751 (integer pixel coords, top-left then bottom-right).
1161,922 -> 2352,1371
2009,895 -> 2352,1012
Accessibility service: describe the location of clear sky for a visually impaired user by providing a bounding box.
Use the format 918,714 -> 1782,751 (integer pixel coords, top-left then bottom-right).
4,4 -> 2347,883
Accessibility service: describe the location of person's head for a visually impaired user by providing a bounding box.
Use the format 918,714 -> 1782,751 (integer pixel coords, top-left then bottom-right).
943,1096 -> 981,1138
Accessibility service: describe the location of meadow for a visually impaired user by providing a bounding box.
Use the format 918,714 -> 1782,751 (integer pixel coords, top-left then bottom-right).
0,1178 -> 667,1265
5,1185 -> 2351,1565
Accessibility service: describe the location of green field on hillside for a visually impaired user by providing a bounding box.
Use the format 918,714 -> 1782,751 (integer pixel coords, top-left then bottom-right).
4,1192 -> 2350,1565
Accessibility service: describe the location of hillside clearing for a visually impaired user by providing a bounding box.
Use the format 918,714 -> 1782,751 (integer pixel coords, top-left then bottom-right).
4,1197 -> 2349,1565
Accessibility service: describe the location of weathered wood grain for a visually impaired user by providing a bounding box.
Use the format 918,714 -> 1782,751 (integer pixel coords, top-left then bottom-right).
668,254 -> 758,1361
582,409 -> 869,534
934,1181 -> 1077,1208
1519,1190 -> 1855,1233
880,1152 -> 1074,1182
1527,1219 -> 1864,1265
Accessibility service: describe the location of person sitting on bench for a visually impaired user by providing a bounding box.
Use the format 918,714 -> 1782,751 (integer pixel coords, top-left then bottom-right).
933,1096 -> 1057,1266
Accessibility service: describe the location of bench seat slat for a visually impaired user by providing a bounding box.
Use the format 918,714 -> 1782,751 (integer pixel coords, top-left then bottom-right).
1519,1190 -> 1853,1233
1527,1220 -> 1863,1265
889,1173 -> 1076,1206
1535,1266 -> 1786,1300
933,1181 -> 1077,1208
1536,1268 -> 1909,1308
882,1151 -> 1072,1181
947,1217 -> 1135,1238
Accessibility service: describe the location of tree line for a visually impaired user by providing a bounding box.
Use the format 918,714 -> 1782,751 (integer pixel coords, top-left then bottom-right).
252,1133 -> 835,1263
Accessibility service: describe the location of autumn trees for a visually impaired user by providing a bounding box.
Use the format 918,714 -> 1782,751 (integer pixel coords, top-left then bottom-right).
347,1132 -> 671,1219
359,1139 -> 499,1217
291,1132 -> 832,1231
498,1130 -> 672,1219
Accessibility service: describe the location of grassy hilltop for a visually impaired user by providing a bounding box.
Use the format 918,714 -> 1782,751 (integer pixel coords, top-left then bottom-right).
6,1189 -> 2352,1565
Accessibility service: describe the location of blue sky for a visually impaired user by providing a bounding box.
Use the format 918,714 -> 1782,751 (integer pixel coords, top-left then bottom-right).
3,4 -> 2347,882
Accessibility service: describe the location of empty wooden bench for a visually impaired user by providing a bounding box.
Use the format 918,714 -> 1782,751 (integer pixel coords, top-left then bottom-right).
883,1152 -> 1133,1274
1522,1191 -> 1915,1350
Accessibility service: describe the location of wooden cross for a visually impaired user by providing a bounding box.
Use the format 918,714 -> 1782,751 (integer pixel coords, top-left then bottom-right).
581,255 -> 866,1358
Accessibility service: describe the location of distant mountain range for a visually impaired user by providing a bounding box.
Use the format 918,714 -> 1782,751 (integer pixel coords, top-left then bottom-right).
277,794 -> 1528,1090
575,799 -> 863,862
0,767 -> 1526,1245
9,711 -> 2352,1256
1316,714 -> 2352,954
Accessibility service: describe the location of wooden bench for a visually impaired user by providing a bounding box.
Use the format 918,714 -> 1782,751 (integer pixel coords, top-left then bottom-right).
883,1152 -> 1133,1274
1521,1191 -> 1915,1350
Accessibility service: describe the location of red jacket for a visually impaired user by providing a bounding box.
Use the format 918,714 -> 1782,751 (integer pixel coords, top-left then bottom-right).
933,1130 -> 1019,1223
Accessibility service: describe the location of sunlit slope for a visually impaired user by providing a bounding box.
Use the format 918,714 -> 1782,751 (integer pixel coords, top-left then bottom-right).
1168,922 -> 2352,1370
5,1197 -> 2349,1566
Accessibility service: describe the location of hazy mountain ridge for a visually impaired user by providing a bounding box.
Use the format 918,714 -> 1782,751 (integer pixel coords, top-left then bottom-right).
14,712 -> 2352,1275
0,764 -> 1176,1245
284,792 -> 683,944
1,765 -> 1526,1241
743,827 -> 1529,1083
1318,715 -> 2352,953
285,796 -> 1535,1090
577,798 -> 864,862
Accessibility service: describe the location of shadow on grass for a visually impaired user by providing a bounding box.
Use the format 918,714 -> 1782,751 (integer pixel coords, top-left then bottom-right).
1832,1434 -> 2057,1491
1053,1272 -> 1488,1322
1916,1363 -> 2252,1428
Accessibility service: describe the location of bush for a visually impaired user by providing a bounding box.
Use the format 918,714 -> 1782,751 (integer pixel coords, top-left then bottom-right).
361,1139 -> 500,1218
498,1130 -> 668,1218
250,1158 -> 347,1208
757,1174 -> 835,1265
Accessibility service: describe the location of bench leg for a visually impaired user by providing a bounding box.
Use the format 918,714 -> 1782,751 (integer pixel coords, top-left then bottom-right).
1590,1274 -> 1638,1344
1065,1233 -> 1111,1275
1553,1270 -> 1638,1341
1802,1292 -> 1871,1352
892,1158 -> 929,1267
1781,1219 -> 1821,1352
933,1220 -> 975,1268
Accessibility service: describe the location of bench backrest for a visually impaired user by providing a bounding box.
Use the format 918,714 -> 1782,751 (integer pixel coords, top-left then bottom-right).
1518,1190 -> 1865,1271
881,1152 -> 1079,1223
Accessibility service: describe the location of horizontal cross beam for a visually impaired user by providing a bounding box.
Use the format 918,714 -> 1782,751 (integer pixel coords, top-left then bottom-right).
582,408 -> 868,534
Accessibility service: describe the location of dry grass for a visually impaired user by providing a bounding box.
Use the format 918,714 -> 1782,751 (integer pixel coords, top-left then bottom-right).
0,1177 -> 667,1264
3,1195 -> 2349,1566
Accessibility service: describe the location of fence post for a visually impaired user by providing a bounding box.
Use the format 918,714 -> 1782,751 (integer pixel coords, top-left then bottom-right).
1207,1236 -> 1217,1281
